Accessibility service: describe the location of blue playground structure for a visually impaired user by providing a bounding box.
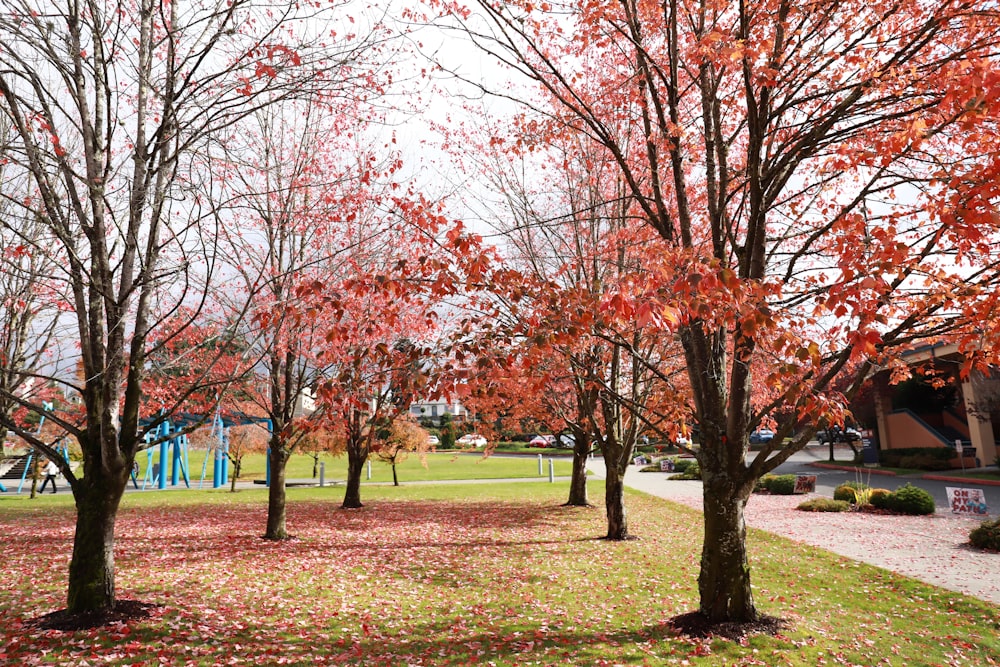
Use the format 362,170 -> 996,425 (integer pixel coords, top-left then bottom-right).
1,402 -> 70,494
138,409 -> 272,490
2,404 -> 273,493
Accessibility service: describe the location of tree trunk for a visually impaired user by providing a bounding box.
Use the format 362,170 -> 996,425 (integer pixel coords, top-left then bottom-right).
391,462 -> 398,486
603,462 -> 629,540
264,448 -> 289,539
29,461 -> 39,499
230,459 -> 241,493
564,442 -> 589,506
67,471 -> 126,613
342,446 -> 365,508
698,479 -> 757,623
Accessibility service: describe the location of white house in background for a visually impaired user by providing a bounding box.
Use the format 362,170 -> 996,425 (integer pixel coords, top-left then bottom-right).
293,388 -> 317,418
409,399 -> 469,422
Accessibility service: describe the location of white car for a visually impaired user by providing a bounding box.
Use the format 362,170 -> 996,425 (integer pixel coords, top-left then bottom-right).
457,433 -> 487,447
427,435 -> 440,446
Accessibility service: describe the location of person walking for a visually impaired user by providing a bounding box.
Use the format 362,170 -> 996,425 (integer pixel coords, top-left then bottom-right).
38,459 -> 59,494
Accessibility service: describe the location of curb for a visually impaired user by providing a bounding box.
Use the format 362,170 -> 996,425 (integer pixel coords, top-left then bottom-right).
810,462 -> 897,476
922,474 -> 1000,487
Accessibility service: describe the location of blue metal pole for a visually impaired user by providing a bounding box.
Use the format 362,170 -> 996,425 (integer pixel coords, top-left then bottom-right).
265,419 -> 273,488
213,447 -> 222,489
158,421 -> 169,490
16,452 -> 34,494
221,429 -> 229,485
181,434 -> 190,486
170,423 -> 180,487
212,414 -> 223,489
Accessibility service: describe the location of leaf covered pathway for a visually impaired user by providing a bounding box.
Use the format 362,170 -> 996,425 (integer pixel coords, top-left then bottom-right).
1,486 -> 998,665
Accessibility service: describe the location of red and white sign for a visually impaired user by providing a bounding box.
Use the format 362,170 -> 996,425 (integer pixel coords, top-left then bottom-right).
946,487 -> 988,515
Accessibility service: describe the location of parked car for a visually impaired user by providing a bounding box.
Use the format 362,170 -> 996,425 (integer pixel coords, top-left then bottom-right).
528,435 -> 550,447
749,428 -> 775,444
816,426 -> 861,445
554,433 -> 575,448
427,435 -> 440,446
457,433 -> 487,447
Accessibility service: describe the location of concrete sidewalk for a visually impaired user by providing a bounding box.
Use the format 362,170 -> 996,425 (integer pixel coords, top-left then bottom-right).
588,458 -> 1000,606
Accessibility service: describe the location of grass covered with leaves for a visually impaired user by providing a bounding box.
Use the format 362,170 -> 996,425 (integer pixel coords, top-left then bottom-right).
2,483 -> 998,666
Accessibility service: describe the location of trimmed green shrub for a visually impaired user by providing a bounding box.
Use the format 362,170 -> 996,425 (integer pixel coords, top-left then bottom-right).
969,517 -> 1000,551
670,461 -> 701,480
672,458 -> 697,473
879,447 -> 953,468
886,483 -> 936,515
841,481 -> 871,490
898,455 -> 952,471
763,474 -> 797,495
833,484 -> 859,503
868,488 -> 893,509
798,498 -> 851,512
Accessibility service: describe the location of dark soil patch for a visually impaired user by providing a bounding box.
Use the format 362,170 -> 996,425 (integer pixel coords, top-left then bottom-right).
31,599 -> 159,631
668,611 -> 788,641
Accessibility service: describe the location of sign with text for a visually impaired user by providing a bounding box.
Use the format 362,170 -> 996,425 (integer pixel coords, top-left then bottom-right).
660,459 -> 675,472
794,475 -> 817,494
946,487 -> 989,515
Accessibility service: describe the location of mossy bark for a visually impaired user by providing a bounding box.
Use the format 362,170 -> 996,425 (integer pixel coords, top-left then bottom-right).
67,468 -> 126,613
342,449 -> 365,508
698,477 -> 757,623
603,465 -> 629,540
264,446 -> 289,539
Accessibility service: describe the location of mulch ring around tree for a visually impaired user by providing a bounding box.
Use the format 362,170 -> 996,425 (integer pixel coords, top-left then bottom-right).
669,611 -> 788,641
30,599 -> 159,631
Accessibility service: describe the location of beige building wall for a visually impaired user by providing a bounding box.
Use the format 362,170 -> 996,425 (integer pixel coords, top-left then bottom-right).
961,371 -> 998,464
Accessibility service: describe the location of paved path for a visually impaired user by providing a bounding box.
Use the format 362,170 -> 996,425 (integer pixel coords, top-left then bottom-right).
588,455 -> 1000,606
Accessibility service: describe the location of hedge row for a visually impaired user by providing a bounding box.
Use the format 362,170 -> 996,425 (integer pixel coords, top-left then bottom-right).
879,446 -> 956,469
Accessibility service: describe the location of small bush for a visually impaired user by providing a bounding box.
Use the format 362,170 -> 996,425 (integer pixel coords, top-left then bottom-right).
886,483 -> 936,515
833,484 -> 859,503
798,498 -> 851,512
841,481 -> 871,491
880,447 -> 953,468
868,488 -> 893,509
897,454 -> 951,471
672,459 -> 696,473
764,474 -> 797,495
670,461 -> 701,480
969,517 -> 1000,551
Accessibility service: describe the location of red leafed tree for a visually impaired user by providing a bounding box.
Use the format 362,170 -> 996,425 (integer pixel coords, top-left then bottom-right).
224,423 -> 271,493
462,125 -> 689,531
0,0 -> 387,617
317,265 -> 438,509
299,426 -> 344,479
142,308 -> 254,415
213,99 -> 410,539
446,0 -> 1000,627
373,415 -> 432,486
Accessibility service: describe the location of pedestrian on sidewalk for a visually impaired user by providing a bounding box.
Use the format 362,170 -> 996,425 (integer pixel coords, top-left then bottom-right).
38,459 -> 59,494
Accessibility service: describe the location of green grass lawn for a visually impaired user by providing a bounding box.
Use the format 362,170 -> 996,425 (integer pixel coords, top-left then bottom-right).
1,481 -> 997,665
126,450 -> 575,486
